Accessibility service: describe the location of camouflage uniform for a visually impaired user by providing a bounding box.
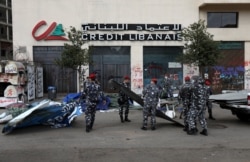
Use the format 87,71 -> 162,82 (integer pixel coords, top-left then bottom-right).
162,77 -> 173,99
187,77 -> 208,135
178,80 -> 192,131
141,81 -> 160,130
118,82 -> 131,122
205,85 -> 215,120
83,81 -> 104,132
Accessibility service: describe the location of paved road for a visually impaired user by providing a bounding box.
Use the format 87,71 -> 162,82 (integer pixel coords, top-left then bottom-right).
0,98 -> 250,162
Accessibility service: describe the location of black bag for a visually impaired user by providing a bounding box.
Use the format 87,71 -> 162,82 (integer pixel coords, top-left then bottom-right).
117,98 -> 125,105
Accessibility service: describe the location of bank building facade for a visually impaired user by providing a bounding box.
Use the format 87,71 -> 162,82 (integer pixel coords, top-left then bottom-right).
12,0 -> 250,94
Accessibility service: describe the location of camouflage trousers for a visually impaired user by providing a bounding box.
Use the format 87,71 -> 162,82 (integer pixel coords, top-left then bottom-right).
206,100 -> 212,110
142,104 -> 157,127
206,100 -> 213,114
182,105 -> 189,128
187,106 -> 207,130
85,101 -> 97,127
119,101 -> 129,117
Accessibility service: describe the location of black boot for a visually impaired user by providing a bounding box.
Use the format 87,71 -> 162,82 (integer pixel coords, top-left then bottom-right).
209,115 -> 215,120
183,125 -> 188,132
200,129 -> 208,136
151,126 -> 156,131
208,109 -> 215,120
141,126 -> 147,130
187,128 -> 197,135
86,125 -> 90,133
124,116 -> 131,122
89,122 -> 94,130
120,115 -> 124,123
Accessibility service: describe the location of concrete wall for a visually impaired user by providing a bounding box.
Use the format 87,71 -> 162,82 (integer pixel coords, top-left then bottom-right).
199,0 -> 250,5
199,4 -> 250,41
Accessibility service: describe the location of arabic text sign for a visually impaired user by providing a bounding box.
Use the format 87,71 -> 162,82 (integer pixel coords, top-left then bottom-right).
82,23 -> 182,41
82,24 -> 182,31
0,97 -> 18,107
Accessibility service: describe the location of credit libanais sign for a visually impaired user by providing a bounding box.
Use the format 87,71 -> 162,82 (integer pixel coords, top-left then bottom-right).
82,23 -> 182,41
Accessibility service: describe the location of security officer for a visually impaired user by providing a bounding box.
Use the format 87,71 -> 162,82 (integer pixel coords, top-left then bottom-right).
141,78 -> 160,131
205,79 -> 215,120
162,73 -> 174,99
178,76 -> 192,131
83,73 -> 105,132
187,76 -> 208,136
118,75 -> 131,123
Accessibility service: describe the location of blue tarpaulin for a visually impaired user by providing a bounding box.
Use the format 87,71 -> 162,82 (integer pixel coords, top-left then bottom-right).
63,93 -> 111,111
63,93 -> 82,104
2,101 -> 83,134
1,92 -> 111,134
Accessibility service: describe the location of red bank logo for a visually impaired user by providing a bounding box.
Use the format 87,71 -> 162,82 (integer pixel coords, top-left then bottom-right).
32,20 -> 68,41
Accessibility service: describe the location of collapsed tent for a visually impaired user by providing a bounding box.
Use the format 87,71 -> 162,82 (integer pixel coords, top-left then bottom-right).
1,99 -> 83,134
0,84 -> 183,134
0,103 -> 29,123
63,93 -> 111,111
1,92 -> 111,134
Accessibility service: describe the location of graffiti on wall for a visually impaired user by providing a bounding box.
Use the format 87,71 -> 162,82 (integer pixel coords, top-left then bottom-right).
209,65 -> 245,93
245,68 -> 250,89
196,59 -> 250,92
203,47 -> 245,93
36,67 -> 43,98
183,64 -> 199,78
143,62 -> 163,78
131,64 -> 143,94
27,66 -> 35,100
244,60 -> 250,90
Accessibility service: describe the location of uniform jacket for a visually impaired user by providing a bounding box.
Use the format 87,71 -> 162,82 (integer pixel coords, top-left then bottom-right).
84,81 -> 104,103
179,81 -> 192,107
142,83 -> 160,106
190,82 -> 207,110
118,82 -> 130,104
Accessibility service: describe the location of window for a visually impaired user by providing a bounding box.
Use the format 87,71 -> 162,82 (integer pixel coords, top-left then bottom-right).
207,12 -> 238,28
8,26 -> 12,40
1,50 -> 6,57
0,24 -> 7,39
7,9 -> 11,23
7,0 -> 11,7
0,7 -> 7,22
0,0 -> 6,6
